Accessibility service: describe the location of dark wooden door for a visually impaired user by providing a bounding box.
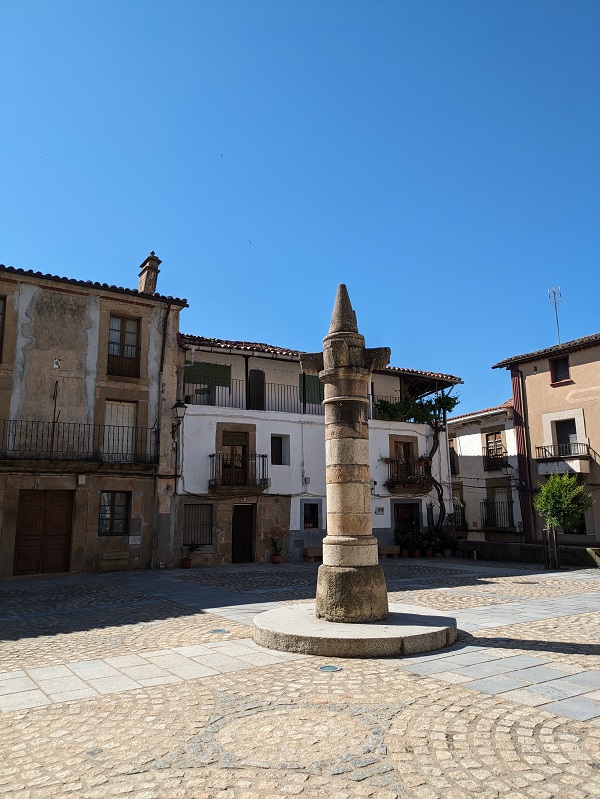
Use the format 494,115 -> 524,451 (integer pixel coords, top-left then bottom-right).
394,502 -> 420,533
14,490 -> 73,575
232,504 -> 254,563
248,369 -> 265,410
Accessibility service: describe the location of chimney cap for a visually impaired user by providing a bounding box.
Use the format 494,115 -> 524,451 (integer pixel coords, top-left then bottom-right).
138,251 -> 162,271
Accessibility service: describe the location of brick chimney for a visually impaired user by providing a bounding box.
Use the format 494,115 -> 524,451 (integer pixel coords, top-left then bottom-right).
138,251 -> 162,294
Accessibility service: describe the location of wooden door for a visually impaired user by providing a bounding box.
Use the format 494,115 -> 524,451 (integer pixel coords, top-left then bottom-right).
248,369 -> 265,411
14,490 -> 73,575
393,502 -> 420,533
232,504 -> 254,563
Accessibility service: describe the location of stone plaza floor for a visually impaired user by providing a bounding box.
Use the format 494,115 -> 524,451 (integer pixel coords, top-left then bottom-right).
1,558 -> 600,798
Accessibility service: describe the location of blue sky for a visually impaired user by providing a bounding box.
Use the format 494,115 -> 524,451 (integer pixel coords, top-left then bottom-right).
1,1 -> 598,413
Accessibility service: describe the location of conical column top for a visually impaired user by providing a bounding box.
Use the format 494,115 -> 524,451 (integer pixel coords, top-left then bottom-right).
328,284 -> 359,335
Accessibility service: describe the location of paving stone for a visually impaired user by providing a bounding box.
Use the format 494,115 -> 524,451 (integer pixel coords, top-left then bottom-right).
2,561 -> 600,798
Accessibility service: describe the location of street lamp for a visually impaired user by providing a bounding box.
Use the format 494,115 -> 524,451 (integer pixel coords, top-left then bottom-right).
171,400 -> 187,438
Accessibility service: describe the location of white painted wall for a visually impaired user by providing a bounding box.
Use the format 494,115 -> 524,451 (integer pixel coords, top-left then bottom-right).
179,406 -> 452,549
448,410 -> 522,537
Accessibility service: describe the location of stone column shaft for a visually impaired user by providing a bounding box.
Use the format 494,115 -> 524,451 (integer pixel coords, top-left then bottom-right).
300,285 -> 390,623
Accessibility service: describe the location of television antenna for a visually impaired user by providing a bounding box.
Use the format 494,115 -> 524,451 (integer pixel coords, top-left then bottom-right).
548,287 -> 562,344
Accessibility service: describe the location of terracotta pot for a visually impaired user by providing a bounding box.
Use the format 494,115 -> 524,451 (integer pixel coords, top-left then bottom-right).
271,555 -> 282,564
425,548 -> 433,557
401,549 -> 409,558
413,549 -> 421,558
182,557 -> 192,568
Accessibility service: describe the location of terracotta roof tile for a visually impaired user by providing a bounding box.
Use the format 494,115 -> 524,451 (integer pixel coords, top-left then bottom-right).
0,264 -> 188,306
448,398 -> 513,422
179,333 -> 462,384
492,332 -> 600,369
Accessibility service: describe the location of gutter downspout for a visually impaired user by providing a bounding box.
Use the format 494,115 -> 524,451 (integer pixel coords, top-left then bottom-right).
511,367 -> 535,542
151,300 -> 172,568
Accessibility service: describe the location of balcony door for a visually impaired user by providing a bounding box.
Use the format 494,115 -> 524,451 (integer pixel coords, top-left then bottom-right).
104,401 -> 136,462
555,419 -> 577,456
248,369 -> 265,411
222,431 -> 248,486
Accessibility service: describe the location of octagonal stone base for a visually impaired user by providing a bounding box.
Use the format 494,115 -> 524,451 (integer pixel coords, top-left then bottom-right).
316,564 -> 389,622
254,603 -> 457,659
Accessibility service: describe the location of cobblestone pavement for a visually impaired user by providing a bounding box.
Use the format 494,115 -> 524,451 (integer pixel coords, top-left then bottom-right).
1,558 -> 600,798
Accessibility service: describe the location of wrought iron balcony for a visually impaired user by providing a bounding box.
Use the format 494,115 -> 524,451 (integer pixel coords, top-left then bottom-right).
480,500 -> 514,530
185,377 -> 412,422
383,458 -> 433,495
0,420 -> 158,463
482,446 -> 509,471
209,452 -> 269,489
535,443 -> 590,459
107,352 -> 140,378
185,377 -> 324,415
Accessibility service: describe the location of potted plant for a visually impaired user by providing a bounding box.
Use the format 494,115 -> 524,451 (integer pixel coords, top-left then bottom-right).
438,531 -> 457,557
181,543 -> 203,568
393,526 -> 414,558
270,536 -> 283,564
423,533 -> 439,557
413,532 -> 423,558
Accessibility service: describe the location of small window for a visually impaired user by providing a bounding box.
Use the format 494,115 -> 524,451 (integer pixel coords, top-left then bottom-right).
183,504 -> 213,545
551,356 -> 570,383
303,503 -> 319,529
0,297 -> 5,361
98,492 -> 130,535
271,434 -> 290,465
108,316 -> 140,377
485,431 -> 503,456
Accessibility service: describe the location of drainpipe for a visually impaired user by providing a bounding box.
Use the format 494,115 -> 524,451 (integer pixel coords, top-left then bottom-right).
511,368 -> 535,542
151,301 -> 173,569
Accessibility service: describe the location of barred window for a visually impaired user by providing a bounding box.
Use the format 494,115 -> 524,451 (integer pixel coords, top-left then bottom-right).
183,504 -> 213,546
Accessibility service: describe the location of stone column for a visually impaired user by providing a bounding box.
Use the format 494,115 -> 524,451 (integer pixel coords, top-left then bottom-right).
300,285 -> 390,622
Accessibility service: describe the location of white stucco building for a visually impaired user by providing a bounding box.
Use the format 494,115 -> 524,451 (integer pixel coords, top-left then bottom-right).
171,335 -> 461,564
447,400 -> 523,542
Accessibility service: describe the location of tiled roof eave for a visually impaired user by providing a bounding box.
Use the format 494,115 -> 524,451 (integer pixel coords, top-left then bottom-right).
0,264 -> 188,306
180,333 -> 462,384
492,332 -> 600,369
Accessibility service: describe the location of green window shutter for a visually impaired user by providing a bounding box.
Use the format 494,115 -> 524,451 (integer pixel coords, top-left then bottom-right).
299,373 -> 324,403
184,362 -> 231,387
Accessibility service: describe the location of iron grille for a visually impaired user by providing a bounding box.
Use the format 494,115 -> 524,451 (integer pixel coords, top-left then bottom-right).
535,443 -> 590,458
480,500 -> 514,529
209,453 -> 269,488
183,504 -> 213,546
0,420 -> 158,463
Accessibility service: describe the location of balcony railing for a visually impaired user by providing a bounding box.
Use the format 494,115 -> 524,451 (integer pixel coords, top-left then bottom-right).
185,378 -> 324,415
535,443 -> 590,459
184,378 -> 409,421
483,447 -> 509,471
107,352 -> 140,378
0,420 -> 158,463
209,453 -> 269,489
384,458 -> 433,493
480,500 -> 514,530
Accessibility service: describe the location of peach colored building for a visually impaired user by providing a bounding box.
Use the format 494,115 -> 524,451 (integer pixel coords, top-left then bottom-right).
493,333 -> 600,545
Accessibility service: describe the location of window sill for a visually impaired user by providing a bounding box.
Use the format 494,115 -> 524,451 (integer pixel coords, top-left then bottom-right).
550,379 -> 574,387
